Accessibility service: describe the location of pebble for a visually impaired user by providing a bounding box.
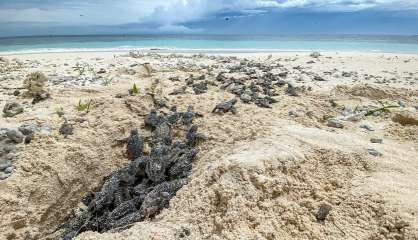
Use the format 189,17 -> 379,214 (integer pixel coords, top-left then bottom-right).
24,135 -> 34,144
0,172 -> 12,180
368,148 -> 382,157
313,75 -> 326,81
2,101 -> 24,117
0,160 -> 12,170
6,130 -> 24,144
327,119 -> 344,129
360,124 -> 375,131
39,124 -> 52,135
18,124 -> 39,136
398,100 -> 406,107
1,144 -> 16,155
342,71 -> 352,77
370,138 -> 383,144
407,107 -> 417,113
59,121 -> 74,137
341,108 -> 354,117
0,129 -> 7,141
4,153 -> 16,160
4,166 -> 13,174
316,203 -> 332,221
342,113 -> 364,122
289,109 -> 305,117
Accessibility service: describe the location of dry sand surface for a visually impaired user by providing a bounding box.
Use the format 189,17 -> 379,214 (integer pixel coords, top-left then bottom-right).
0,51 -> 418,240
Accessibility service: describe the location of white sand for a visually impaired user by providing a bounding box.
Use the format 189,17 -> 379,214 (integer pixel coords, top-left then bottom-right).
0,51 -> 417,239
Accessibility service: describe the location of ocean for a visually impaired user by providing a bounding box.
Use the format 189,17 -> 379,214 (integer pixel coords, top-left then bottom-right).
1,34 -> 418,54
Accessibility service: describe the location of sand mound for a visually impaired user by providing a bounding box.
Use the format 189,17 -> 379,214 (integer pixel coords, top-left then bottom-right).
77,125 -> 418,240
392,112 -> 418,126
0,97 -> 145,240
333,85 -> 418,100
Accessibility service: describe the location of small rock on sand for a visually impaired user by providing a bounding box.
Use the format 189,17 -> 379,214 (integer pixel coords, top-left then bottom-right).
368,148 -> 382,157
4,166 -> 13,174
370,138 -> 383,144
0,172 -> 12,180
2,102 -> 24,117
360,124 -> 375,131
316,203 -> 332,221
6,130 -> 24,144
18,124 -> 39,136
59,121 -> 74,137
0,160 -> 12,170
327,119 -> 344,129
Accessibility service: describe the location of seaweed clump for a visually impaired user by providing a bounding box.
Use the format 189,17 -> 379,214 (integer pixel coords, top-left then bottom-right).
60,106 -> 203,239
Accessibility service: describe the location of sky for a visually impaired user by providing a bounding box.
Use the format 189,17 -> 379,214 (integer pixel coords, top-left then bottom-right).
0,0 -> 418,37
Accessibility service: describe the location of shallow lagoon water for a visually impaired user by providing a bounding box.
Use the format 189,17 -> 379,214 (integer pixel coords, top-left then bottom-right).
0,35 -> 418,54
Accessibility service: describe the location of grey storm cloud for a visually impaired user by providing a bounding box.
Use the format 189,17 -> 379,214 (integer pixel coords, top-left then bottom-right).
0,0 -> 417,27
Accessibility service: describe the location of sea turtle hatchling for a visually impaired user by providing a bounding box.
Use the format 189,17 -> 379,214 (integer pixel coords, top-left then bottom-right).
126,129 -> 144,160
144,109 -> 161,129
212,98 -> 238,114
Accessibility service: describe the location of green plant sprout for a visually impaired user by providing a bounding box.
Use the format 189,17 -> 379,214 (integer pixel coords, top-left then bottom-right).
75,99 -> 92,113
132,83 -> 139,94
102,77 -> 114,86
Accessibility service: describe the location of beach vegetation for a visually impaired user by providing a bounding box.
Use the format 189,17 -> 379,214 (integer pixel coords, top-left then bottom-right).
75,99 -> 93,113
102,77 -> 114,86
23,71 -> 48,96
132,83 -> 140,94
73,62 -> 97,79
366,101 -> 400,116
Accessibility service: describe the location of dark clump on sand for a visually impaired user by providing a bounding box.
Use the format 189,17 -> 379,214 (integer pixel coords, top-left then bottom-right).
60,107 -> 202,239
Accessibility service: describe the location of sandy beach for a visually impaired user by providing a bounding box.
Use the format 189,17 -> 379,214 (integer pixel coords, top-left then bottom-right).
1,51 -> 418,240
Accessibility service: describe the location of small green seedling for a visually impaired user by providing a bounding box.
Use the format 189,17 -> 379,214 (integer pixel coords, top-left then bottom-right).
102,77 -> 114,86
87,65 -> 97,78
366,105 -> 399,116
132,83 -> 139,94
73,63 -> 97,79
73,63 -> 85,76
75,99 -> 92,113
365,100 -> 400,116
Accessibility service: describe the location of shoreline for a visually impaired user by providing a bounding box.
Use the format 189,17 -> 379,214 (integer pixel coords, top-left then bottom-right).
2,48 -> 418,56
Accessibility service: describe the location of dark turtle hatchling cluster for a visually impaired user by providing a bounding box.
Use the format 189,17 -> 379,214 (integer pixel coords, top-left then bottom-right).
61,107 -> 203,239
168,60 -> 287,109
214,68 -> 281,108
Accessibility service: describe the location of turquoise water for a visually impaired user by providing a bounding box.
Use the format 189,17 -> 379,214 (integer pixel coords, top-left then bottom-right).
1,35 -> 418,54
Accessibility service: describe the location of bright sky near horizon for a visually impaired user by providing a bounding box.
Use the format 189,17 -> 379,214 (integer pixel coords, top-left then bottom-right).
0,0 -> 418,36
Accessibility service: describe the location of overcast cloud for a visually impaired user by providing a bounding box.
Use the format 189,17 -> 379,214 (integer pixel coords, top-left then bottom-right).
0,0 -> 417,36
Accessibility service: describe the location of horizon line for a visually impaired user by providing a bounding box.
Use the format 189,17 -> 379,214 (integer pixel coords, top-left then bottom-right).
1,33 -> 418,40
